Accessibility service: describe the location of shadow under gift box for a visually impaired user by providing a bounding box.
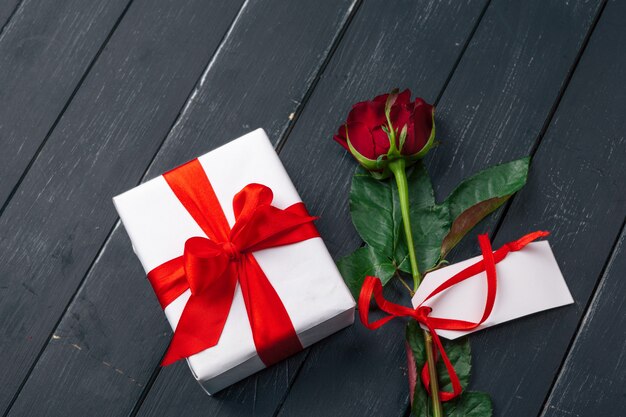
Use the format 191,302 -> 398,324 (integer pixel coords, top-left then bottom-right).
113,128 -> 356,394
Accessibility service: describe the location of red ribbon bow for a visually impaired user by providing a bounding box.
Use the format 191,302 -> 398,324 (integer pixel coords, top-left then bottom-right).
146,159 -> 320,366
358,231 -> 549,401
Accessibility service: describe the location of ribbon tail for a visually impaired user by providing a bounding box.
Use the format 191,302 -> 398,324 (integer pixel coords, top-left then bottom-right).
359,277 -> 463,401
161,270 -> 237,366
419,325 -> 463,401
238,254 -> 302,366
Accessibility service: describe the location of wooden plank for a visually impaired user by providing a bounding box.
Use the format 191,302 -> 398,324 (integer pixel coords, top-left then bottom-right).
4,0 -> 358,416
0,0 -> 245,414
469,1 -> 626,414
0,0 -> 132,209
540,226 -> 626,417
275,0 -> 604,416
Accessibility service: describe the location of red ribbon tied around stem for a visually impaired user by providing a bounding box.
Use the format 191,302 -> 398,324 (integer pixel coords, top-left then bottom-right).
147,159 -> 320,366
358,230 -> 549,401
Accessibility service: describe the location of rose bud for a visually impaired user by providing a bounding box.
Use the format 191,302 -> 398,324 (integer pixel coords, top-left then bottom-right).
333,89 -> 435,178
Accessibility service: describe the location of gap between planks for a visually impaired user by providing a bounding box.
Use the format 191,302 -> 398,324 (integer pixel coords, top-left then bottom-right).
538,217 -> 626,417
0,0 -> 23,41
490,0 -> 609,242
0,0 -> 135,219
0,1 -> 137,415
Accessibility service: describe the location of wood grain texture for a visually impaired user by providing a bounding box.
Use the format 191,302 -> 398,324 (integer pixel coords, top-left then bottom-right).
468,1 -> 626,414
0,0 -> 22,33
1,0 -> 622,416
275,0 -> 603,416
0,0 -> 131,209
0,0 -> 245,414
5,0 -> 358,416
540,228 -> 626,417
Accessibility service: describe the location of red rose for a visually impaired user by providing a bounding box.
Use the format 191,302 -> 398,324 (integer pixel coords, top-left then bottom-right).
334,89 -> 435,176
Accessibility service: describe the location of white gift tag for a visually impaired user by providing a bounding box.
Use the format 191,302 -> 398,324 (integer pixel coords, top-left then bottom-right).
411,240 -> 574,339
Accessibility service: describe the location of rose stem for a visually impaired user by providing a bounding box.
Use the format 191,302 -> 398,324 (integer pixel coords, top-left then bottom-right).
388,158 -> 444,417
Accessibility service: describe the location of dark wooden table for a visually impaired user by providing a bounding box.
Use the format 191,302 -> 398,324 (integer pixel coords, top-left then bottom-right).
1,0 -> 624,416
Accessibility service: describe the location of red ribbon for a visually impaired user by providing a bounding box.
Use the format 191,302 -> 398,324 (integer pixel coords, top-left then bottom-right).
147,159 -> 320,366
358,231 -> 549,401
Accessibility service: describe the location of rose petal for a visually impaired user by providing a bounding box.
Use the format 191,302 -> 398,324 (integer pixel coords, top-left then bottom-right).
347,101 -> 385,127
371,125 -> 391,156
396,89 -> 412,105
346,122 -> 378,159
373,92 -> 388,103
408,98 -> 434,155
402,119 -> 419,155
390,104 -> 412,135
336,123 -> 347,138
333,124 -> 349,148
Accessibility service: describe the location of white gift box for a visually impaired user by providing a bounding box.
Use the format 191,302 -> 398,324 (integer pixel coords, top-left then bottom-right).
113,128 -> 355,394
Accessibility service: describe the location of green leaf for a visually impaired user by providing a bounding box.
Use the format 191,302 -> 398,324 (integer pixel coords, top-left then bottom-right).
408,204 -> 451,273
336,246 -> 397,299
439,157 -> 529,258
345,157 -> 517,417
438,337 -> 471,393
443,392 -> 492,417
407,322 -> 429,417
407,322 -> 476,417
445,157 -> 530,220
440,196 -> 510,259
350,167 -> 403,255
347,158 -> 529,294
350,163 -> 437,261
412,380 -> 432,417
407,320 -> 426,364
407,162 -> 436,209
411,391 -> 492,417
